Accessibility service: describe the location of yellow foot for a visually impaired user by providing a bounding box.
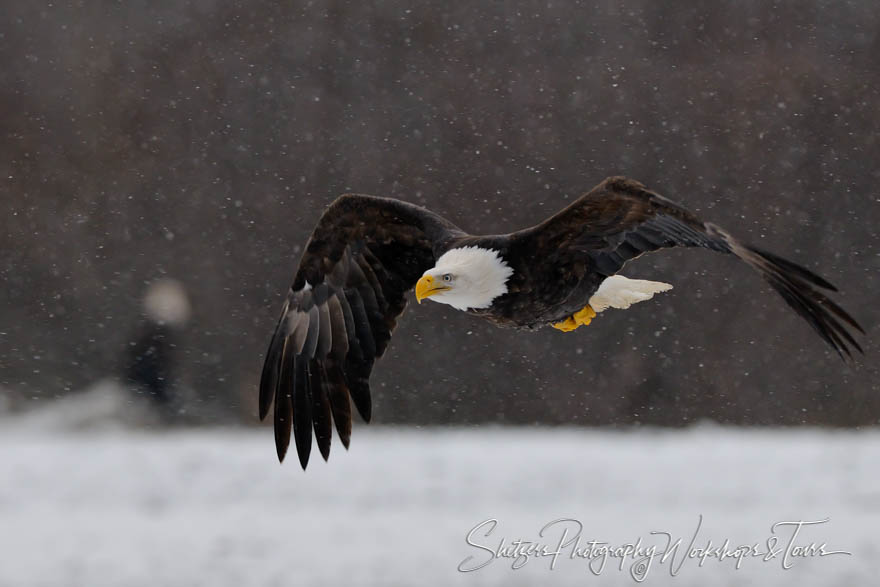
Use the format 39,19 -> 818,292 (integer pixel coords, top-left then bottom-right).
552,316 -> 578,332
574,305 -> 596,323
551,305 -> 597,332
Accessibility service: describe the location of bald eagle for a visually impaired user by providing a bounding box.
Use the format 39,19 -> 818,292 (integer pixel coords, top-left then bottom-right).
260,177 -> 863,468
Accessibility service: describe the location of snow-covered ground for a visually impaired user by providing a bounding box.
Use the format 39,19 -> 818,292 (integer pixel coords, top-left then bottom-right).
1,393 -> 878,586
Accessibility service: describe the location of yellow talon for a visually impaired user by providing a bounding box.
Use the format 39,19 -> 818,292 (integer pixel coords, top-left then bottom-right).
552,305 -> 596,332
552,316 -> 578,332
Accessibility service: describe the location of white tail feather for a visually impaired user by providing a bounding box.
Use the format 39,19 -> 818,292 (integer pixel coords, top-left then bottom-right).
589,275 -> 673,312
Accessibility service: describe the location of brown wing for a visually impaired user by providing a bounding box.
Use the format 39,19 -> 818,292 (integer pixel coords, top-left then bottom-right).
260,194 -> 465,468
530,176 -> 863,358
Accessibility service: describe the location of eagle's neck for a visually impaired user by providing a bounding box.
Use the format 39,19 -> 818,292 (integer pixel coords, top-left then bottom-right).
434,246 -> 514,310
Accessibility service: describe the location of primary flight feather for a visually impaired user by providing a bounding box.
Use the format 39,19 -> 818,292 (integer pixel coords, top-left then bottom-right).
260,177 -> 864,468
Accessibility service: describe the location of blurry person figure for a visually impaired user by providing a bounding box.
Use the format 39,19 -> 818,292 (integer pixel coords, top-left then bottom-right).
124,278 -> 190,423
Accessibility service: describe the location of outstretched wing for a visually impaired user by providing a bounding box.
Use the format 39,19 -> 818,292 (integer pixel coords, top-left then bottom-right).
260,194 -> 465,468
532,176 -> 864,358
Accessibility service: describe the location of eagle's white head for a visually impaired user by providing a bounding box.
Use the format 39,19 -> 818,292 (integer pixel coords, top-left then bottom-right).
415,246 -> 514,310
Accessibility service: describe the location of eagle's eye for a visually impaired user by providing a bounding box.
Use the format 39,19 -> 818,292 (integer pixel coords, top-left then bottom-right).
442,273 -> 452,282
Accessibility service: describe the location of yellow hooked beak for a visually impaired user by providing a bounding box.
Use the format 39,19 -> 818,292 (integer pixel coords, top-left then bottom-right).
415,274 -> 450,303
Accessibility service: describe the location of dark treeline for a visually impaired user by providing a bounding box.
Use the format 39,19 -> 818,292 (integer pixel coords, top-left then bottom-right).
2,0 -> 878,426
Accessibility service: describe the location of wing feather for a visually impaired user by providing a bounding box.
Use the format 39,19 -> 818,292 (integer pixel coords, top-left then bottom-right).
292,356 -> 312,469
273,339 -> 295,462
336,290 -> 362,362
344,355 -> 374,424
346,288 -> 376,360
309,359 -> 333,461
302,305 -> 320,359
258,300 -> 289,421
260,194 -> 465,468
327,295 -> 349,357
531,176 -> 863,358
291,311 -> 309,355
317,301 -> 333,357
325,359 -> 352,447
356,253 -> 389,312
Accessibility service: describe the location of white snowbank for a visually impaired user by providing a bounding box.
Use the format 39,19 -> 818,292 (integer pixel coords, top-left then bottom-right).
0,409 -> 876,586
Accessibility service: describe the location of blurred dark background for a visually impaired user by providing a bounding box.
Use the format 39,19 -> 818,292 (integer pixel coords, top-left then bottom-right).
1,0 -> 877,426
